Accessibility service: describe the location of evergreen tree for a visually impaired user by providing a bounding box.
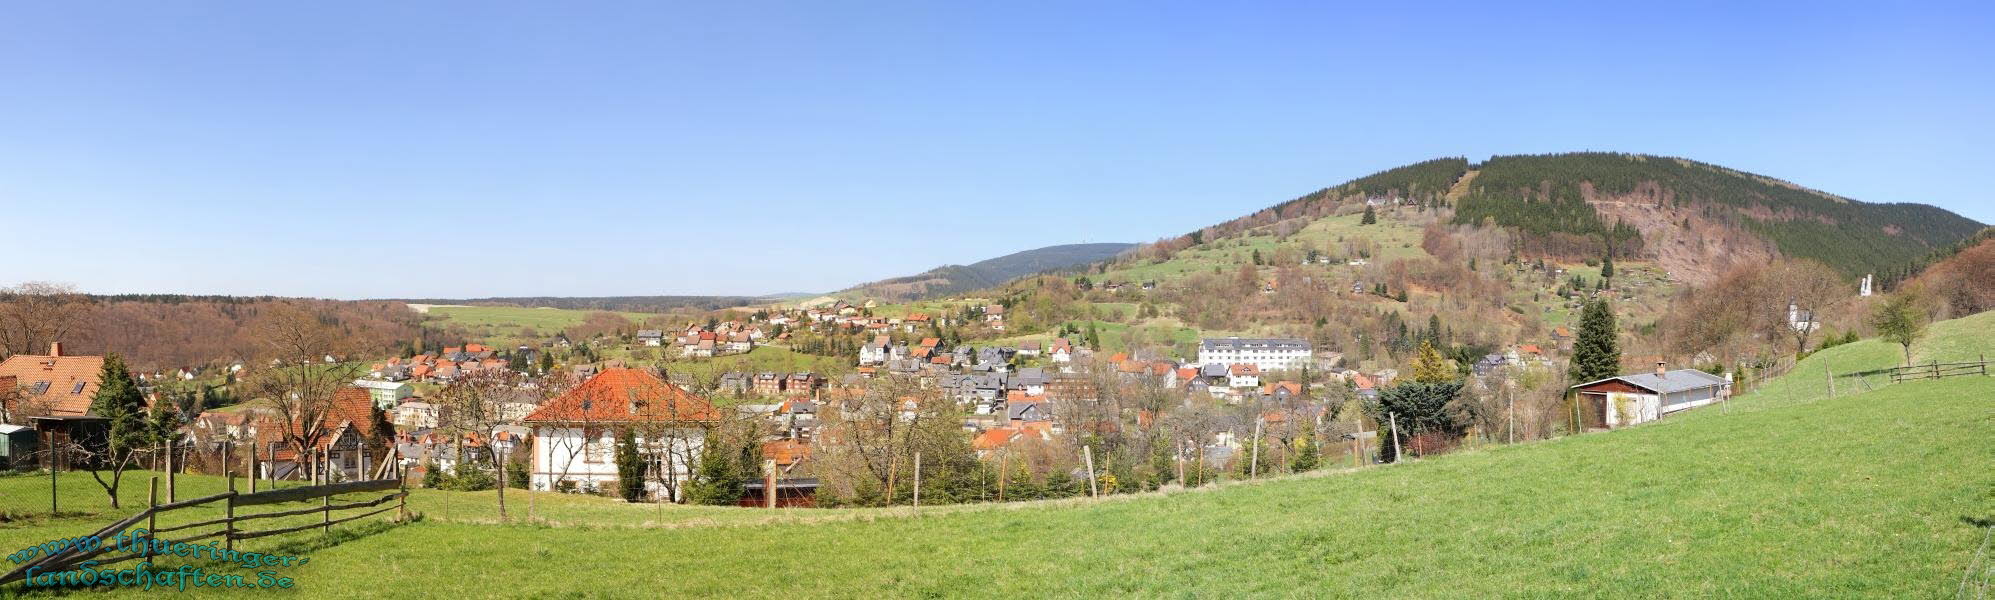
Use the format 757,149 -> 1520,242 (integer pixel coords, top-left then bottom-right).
1360,205 -> 1377,225
614,429 -> 646,502
1410,341 -> 1454,383
686,436 -> 745,505
84,354 -> 151,507
1289,424 -> 1319,472
1251,249 -> 1263,265
1600,252 -> 1615,283
1568,298 -> 1622,384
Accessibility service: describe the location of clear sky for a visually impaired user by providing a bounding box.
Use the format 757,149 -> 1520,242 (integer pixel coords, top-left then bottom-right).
4,1 -> 1990,299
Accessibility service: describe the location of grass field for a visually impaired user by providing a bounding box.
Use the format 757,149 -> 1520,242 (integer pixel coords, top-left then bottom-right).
423,305 -> 661,345
4,313 -> 1990,597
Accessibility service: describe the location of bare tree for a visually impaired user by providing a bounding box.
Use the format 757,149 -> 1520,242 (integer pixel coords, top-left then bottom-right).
432,369 -> 522,517
236,303 -> 366,474
0,282 -> 93,359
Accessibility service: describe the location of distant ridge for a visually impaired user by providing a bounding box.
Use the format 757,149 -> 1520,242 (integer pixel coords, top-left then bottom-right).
842,242 -> 1136,302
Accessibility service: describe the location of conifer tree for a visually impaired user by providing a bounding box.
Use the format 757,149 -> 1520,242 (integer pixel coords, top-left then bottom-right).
1410,341 -> 1454,383
1568,299 -> 1622,384
614,429 -> 646,502
1360,205 -> 1377,225
80,353 -> 154,507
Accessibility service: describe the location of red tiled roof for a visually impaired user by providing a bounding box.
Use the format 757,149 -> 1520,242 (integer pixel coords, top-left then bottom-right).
1230,364 -> 1261,376
0,350 -> 107,417
763,439 -> 811,466
523,368 -> 720,424
972,427 -> 1022,450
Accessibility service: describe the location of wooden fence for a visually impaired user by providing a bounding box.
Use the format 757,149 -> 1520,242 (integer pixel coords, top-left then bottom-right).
0,467 -> 407,587
1887,359 -> 1989,383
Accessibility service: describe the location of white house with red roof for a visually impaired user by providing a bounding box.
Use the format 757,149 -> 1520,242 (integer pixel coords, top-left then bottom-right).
522,367 -> 720,500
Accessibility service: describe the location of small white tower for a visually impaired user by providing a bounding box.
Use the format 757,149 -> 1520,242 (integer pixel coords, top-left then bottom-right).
1859,273 -> 1873,297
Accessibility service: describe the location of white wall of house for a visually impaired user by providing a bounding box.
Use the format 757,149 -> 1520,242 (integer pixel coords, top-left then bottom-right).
530,425 -> 705,501
1602,391 -> 1661,428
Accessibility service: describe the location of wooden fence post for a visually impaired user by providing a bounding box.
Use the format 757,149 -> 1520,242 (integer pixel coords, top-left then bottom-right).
1083,445 -> 1098,497
1826,365 -> 1835,398
1249,418 -> 1263,479
912,451 -> 922,508
146,477 -> 158,559
322,450 -> 333,534
166,439 -> 177,503
996,449 -> 1008,502
1388,413 -> 1403,463
225,442 -> 236,552
248,443 -> 258,493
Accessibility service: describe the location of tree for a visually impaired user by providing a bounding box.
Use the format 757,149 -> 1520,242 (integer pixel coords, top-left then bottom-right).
614,428 -> 646,502
0,282 -> 92,360
685,419 -> 757,506
1360,205 -> 1377,225
1289,423 -> 1319,472
1409,341 -> 1454,383
1600,252 -> 1614,283
1568,298 -> 1621,384
238,303 -> 367,472
1869,292 -> 1928,366
1364,380 -> 1465,462
432,369 -> 520,518
81,353 -> 150,508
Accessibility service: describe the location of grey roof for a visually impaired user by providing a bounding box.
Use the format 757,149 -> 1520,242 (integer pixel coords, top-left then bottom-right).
636,329 -> 663,337
1200,364 -> 1229,378
1576,369 -> 1727,394
1200,337 -> 1311,351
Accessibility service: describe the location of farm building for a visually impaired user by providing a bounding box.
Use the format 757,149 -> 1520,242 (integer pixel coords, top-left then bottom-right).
1570,365 -> 1730,428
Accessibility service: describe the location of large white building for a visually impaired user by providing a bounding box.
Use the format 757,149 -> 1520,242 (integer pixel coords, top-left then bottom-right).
522,367 -> 719,500
1198,337 -> 1313,372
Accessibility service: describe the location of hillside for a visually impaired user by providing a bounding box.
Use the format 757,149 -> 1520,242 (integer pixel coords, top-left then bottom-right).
842,242 -> 1135,302
1450,153 -> 1985,281
10,312 -> 1984,597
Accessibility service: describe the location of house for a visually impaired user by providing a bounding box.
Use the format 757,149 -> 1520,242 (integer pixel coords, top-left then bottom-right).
0,343 -> 106,420
1227,364 -> 1261,389
636,330 -> 665,346
253,386 -> 392,481
1786,300 -> 1820,332
859,335 -> 891,365
753,372 -> 784,397
1049,338 -> 1074,363
522,368 -> 720,499
983,305 -> 1006,330
1569,364 -> 1730,428
351,379 -> 414,411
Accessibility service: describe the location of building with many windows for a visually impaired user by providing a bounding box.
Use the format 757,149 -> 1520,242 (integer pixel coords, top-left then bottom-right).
1197,337 -> 1313,373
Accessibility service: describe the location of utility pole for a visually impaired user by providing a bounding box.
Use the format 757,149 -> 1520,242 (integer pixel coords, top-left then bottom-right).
764,459 -> 777,509
1507,395 -> 1515,444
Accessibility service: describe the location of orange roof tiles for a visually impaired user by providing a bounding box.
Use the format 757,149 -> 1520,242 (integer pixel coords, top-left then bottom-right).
0,349 -> 107,417
523,367 -> 720,424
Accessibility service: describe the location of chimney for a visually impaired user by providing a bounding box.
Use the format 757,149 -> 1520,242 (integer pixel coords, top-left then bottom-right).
48,341 -> 61,357
1655,361 -> 1667,377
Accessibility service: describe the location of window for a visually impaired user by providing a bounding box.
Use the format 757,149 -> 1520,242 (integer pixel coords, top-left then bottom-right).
72,381 -> 86,394
30,381 -> 50,395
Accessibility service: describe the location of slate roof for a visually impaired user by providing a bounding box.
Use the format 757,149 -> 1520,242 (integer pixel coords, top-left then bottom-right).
1574,369 -> 1728,394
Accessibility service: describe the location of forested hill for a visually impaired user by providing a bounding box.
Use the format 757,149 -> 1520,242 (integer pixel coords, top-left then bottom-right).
843,243 -> 1136,302
1170,153 -> 1979,282
1448,153 -> 1983,278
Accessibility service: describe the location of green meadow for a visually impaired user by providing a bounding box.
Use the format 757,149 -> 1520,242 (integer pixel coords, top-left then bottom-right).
2,312 -> 1989,597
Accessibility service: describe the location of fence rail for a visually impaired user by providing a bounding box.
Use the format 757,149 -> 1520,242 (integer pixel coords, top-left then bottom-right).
1887,359 -> 1989,383
0,473 -> 407,587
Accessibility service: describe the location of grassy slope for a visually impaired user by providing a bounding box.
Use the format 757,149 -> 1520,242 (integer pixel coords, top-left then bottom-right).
289,377 -> 1995,597
6,313 -> 1990,598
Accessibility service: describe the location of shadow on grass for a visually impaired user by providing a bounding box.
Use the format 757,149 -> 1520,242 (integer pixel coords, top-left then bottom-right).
2,515 -> 420,597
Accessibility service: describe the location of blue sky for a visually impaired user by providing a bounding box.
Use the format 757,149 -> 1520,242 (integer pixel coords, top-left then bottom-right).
3,1 -> 1990,299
